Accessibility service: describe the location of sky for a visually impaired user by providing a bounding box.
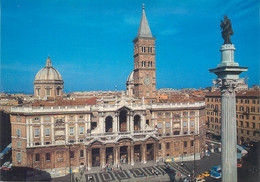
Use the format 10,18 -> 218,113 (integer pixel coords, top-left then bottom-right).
1,0 -> 259,94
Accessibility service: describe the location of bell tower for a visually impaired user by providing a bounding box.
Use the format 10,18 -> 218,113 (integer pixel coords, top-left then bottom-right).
132,5 -> 156,102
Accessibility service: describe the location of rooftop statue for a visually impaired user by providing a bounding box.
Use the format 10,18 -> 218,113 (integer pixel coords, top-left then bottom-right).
220,16 -> 234,44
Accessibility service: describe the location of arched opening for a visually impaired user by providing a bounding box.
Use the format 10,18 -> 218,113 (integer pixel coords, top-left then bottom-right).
119,110 -> 127,132
134,115 -> 141,131
105,116 -> 113,133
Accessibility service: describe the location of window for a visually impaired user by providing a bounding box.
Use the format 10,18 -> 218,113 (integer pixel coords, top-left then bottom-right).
79,126 -> 84,135
45,116 -> 50,121
35,153 -> 40,162
69,115 -> 74,120
70,151 -> 74,159
34,129 -> 40,138
158,113 -> 162,117
251,107 -> 255,112
240,121 -> 243,127
91,122 -> 97,130
240,106 -> 244,111
183,121 -> 188,127
146,120 -> 149,125
69,140 -> 75,144
17,129 -> 21,137
241,129 -> 244,134
253,100 -> 256,104
246,122 -> 249,127
17,141 -> 21,149
173,131 -> 180,135
46,153 -> 51,161
252,122 -> 255,128
16,153 -> 21,162
35,142 -> 40,146
69,127 -> 74,135
240,99 -> 243,103
16,117 -> 21,122
79,115 -> 84,119
166,143 -> 170,149
46,88 -> 51,96
34,117 -> 40,121
80,150 -> 84,158
253,116 -> 255,120
166,122 -> 170,128
190,121 -> 194,128
157,123 -> 162,129
184,141 -> 188,148
45,128 -> 50,137
247,130 -> 250,135
79,139 -> 84,143
45,141 -> 51,145
159,144 -> 161,150
191,140 -> 194,147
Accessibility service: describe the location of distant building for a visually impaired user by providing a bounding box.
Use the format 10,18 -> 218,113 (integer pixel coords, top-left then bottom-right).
10,6 -> 206,175
205,90 -> 260,143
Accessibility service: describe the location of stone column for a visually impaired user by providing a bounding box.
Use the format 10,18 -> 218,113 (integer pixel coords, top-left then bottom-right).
131,143 -> 134,166
209,43 -> 248,182
100,146 -> 106,167
127,145 -> 131,164
141,142 -> 147,163
87,148 -> 92,170
113,146 -> 118,166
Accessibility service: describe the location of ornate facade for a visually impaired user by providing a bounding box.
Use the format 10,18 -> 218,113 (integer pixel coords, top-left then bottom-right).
10,6 -> 206,174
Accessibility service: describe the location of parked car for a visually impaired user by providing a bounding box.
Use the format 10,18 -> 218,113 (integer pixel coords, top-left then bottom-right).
1,161 -> 11,170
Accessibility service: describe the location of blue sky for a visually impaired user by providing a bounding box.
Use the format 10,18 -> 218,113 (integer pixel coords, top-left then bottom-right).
1,0 -> 259,93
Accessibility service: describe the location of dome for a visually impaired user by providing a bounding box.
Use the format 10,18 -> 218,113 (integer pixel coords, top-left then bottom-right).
126,71 -> 134,83
34,57 -> 63,82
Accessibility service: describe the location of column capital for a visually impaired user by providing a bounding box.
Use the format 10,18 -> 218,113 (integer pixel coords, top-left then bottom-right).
215,78 -> 241,95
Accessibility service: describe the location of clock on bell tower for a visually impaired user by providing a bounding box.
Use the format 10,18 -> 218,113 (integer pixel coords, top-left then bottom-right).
132,5 -> 156,102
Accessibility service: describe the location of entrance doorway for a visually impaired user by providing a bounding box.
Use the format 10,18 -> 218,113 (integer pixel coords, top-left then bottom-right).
120,146 -> 128,164
119,110 -> 127,132
92,148 -> 100,167
134,145 -> 141,162
146,144 -> 154,161
106,147 -> 114,165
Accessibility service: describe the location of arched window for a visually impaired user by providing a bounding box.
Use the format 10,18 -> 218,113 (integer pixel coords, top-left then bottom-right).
134,115 -> 141,131
215,118 -> 218,123
105,116 -> 113,133
211,104 -> 214,109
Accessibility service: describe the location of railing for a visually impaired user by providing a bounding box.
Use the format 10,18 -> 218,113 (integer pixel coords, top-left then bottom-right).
11,101 -> 205,113
86,130 -> 157,138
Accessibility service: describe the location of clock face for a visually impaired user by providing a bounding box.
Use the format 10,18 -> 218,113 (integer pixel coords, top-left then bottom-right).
143,77 -> 151,86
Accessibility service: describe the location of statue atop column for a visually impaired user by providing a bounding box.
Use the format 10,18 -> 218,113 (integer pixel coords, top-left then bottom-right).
220,16 -> 234,44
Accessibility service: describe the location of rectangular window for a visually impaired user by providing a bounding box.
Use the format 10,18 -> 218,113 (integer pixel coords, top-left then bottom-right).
91,122 -> 97,130
191,140 -> 194,147
17,129 -> 21,137
80,150 -> 84,158
157,123 -> 162,129
190,121 -> 194,128
34,129 -> 40,138
252,122 -> 255,128
45,128 -> 50,137
166,122 -> 170,128
183,121 -> 188,127
79,126 -> 84,135
166,143 -> 170,149
247,130 -> 249,135
159,144 -> 161,150
35,153 -> 40,162
46,153 -> 51,161
70,151 -> 74,159
246,122 -> 249,128
69,127 -> 74,136
146,120 -> 149,125
16,152 -> 21,162
17,141 -> 21,149
241,129 -> 243,134
184,141 -> 188,148
16,117 -> 21,122
240,121 -> 243,127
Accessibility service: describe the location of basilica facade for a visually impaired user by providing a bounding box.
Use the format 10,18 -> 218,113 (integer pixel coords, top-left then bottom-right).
10,7 -> 206,174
